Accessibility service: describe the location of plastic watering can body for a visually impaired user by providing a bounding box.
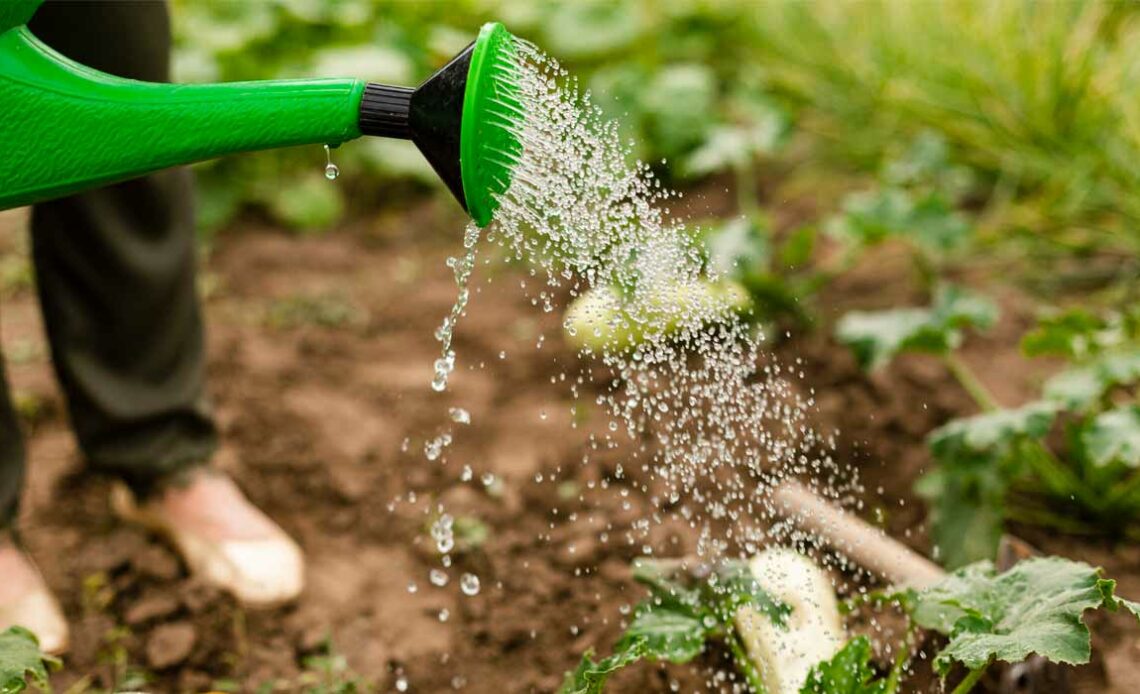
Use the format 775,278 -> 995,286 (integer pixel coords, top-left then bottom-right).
0,0 -> 366,211
0,0 -> 522,225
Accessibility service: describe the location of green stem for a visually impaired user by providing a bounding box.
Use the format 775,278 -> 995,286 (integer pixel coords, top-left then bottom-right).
1004,502 -> 1099,535
1103,470 -> 1140,515
943,353 -> 999,412
727,630 -> 767,694
735,161 -> 761,219
1016,439 -> 1100,510
949,664 -> 989,694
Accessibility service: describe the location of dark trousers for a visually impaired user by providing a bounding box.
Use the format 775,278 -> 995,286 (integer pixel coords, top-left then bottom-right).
0,1 -> 217,528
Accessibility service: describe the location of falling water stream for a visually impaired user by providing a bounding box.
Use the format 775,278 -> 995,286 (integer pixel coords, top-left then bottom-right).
416,36 -> 857,691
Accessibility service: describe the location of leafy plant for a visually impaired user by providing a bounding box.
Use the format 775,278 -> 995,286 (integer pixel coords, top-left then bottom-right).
559,559 -> 788,694
0,626 -> 58,694
568,555 -> 1140,694
800,637 -> 889,694
838,299 -> 1140,567
835,284 -> 997,371
905,557 -> 1140,692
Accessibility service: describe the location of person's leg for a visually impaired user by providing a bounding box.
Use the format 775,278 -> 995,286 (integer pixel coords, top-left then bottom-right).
27,1 -> 218,496
24,1 -> 303,607
0,356 -> 25,530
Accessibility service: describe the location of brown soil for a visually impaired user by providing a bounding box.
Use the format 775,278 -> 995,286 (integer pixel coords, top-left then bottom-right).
1,200 -> 1138,693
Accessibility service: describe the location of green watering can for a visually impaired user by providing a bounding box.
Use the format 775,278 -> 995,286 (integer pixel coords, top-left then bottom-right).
0,0 -> 522,226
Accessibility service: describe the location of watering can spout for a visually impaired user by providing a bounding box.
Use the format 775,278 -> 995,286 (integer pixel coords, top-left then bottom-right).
0,0 -> 521,227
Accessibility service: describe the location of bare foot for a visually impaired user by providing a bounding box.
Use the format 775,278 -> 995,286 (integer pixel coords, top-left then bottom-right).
0,536 -> 69,654
113,470 -> 304,607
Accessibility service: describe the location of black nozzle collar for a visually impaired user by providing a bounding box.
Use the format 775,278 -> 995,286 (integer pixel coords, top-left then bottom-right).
359,83 -> 413,139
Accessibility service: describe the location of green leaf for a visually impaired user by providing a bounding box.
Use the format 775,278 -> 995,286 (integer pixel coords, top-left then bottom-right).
907,193 -> 972,252
1043,349 -> 1140,412
1080,405 -> 1140,469
929,284 -> 998,330
915,458 -> 1006,569
558,591 -> 709,693
559,643 -> 648,694
641,64 -> 719,160
827,188 -> 914,247
779,226 -> 817,270
800,636 -> 888,694
614,605 -> 709,662
709,561 -> 792,626
705,216 -> 771,279
836,285 -> 997,370
928,402 -> 1059,458
542,1 -> 647,60
265,174 -> 345,233
836,308 -> 941,369
1043,366 -> 1104,411
912,557 -> 1124,675
0,626 -> 55,694
1021,308 -> 1104,359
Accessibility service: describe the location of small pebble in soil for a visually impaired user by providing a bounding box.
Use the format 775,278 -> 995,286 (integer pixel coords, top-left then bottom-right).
146,621 -> 197,669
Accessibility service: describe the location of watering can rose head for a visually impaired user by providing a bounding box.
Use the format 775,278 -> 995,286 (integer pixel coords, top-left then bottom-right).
0,0 -> 522,227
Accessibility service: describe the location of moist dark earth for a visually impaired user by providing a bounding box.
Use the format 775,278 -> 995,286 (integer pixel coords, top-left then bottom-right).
1,197 -> 1138,693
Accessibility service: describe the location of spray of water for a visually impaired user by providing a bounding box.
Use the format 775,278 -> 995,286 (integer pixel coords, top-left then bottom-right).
422,35 -> 862,690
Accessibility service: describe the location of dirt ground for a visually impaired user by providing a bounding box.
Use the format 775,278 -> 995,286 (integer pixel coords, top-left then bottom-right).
1,197 -> 1138,693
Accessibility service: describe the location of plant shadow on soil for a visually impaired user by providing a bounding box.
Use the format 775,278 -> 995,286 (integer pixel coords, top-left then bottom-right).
1,200 -> 1137,693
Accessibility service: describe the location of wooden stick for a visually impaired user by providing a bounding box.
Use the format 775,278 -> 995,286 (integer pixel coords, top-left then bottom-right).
771,479 -> 946,589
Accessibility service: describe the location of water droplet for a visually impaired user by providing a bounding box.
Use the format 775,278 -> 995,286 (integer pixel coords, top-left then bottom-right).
407,581 -> 418,594
438,608 -> 450,622
430,569 -> 449,587
395,675 -> 409,692
460,573 -> 481,596
449,407 -> 471,424
323,144 -> 340,180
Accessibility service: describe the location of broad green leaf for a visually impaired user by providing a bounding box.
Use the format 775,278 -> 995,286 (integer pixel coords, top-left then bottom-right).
1080,405 -> 1140,468
835,285 -> 996,370
1043,349 -> 1140,412
1096,350 -> 1140,385
912,557 -> 1126,674
0,626 -> 54,694
928,402 -> 1059,457
1043,366 -> 1103,411
836,308 -> 940,370
1021,308 -> 1103,359
710,561 -> 792,626
705,216 -> 771,279
881,130 -> 974,197
641,64 -> 718,160
542,1 -> 647,60
559,643 -> 648,694
800,636 -> 888,694
684,127 -> 754,177
779,226 -> 817,270
908,193 -> 971,252
915,459 -> 1006,569
929,284 -> 998,330
827,189 -> 913,247
265,174 -> 345,233
614,605 -> 708,662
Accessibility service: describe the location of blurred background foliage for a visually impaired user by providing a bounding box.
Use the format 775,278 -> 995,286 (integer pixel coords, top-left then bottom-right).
174,0 -> 1140,294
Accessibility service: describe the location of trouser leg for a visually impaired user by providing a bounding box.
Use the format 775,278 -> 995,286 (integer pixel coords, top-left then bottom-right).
27,0 -> 217,498
0,355 -> 25,529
